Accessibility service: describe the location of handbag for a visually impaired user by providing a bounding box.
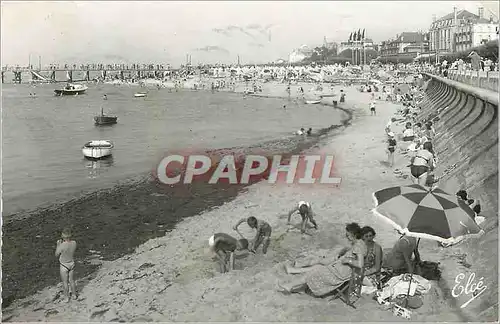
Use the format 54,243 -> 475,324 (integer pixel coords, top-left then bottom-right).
416,261 -> 441,281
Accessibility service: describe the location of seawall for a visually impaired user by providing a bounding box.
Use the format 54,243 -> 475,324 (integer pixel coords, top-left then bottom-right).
422,73 -> 498,320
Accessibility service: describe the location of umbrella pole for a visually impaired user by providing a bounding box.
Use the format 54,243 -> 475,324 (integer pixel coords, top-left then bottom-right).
405,238 -> 421,308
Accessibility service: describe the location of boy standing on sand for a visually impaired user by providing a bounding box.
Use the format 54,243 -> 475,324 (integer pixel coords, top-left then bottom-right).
387,132 -> 397,167
287,201 -> 318,234
55,228 -> 78,302
234,217 -> 272,254
208,233 -> 249,273
370,101 -> 376,115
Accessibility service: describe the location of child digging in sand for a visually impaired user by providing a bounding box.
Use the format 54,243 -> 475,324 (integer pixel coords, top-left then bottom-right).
234,217 -> 272,254
287,201 -> 318,234
208,233 -> 249,273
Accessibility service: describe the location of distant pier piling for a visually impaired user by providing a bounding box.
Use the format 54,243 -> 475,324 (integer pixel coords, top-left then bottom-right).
1,64 -> 171,84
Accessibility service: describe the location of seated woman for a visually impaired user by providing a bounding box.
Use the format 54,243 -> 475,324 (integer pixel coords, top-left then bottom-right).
361,226 -> 383,288
402,122 -> 415,142
277,223 -> 366,297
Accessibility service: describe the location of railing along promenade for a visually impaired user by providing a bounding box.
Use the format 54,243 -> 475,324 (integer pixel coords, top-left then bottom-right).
445,69 -> 499,93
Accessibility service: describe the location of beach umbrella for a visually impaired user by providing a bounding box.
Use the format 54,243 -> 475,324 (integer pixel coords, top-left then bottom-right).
372,184 -> 483,244
372,183 -> 483,307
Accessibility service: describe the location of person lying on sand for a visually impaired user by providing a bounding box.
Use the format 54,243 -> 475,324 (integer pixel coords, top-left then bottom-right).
233,216 -> 272,254
287,201 -> 318,233
55,228 -> 78,302
284,246 -> 350,275
208,233 -> 249,273
277,223 -> 366,296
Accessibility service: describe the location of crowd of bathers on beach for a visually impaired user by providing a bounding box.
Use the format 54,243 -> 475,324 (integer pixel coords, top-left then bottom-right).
52,72 -> 486,311
201,78 -> 487,306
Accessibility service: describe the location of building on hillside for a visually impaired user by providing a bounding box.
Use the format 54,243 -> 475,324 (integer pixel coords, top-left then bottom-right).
379,32 -> 429,56
336,30 -> 376,65
429,7 -> 499,54
288,45 -> 313,63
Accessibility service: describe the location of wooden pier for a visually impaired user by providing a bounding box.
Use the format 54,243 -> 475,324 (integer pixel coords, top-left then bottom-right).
1,65 -> 173,84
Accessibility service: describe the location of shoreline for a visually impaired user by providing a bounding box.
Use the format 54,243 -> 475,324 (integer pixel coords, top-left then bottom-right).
2,81 -> 353,309
2,79 -> 347,218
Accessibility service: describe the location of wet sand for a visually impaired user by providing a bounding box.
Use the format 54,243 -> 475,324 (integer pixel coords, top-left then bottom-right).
3,82 -> 471,322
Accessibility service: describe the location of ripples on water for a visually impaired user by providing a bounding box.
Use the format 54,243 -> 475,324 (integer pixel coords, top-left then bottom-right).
2,83 -> 346,215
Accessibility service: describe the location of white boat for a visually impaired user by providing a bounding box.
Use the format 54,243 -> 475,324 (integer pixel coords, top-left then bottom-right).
305,100 -> 321,104
243,89 -> 254,95
134,92 -> 147,98
82,140 -> 114,159
54,83 -> 88,96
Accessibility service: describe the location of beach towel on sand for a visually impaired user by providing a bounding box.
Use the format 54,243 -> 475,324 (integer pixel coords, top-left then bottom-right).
379,274 -> 431,300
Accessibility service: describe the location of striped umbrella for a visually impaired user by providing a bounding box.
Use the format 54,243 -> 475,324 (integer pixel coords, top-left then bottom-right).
372,184 -> 483,244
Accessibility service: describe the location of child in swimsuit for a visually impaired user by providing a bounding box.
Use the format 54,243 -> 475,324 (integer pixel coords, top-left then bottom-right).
370,101 -> 376,115
55,228 -> 78,302
410,142 -> 435,186
234,217 -> 272,254
287,201 -> 318,234
387,132 -> 397,167
208,233 -> 249,273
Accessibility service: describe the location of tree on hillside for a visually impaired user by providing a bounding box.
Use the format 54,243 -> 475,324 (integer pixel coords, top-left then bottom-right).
310,46 -> 338,62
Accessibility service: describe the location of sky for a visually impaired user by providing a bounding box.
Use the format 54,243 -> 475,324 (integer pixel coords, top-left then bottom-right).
1,1 -> 498,66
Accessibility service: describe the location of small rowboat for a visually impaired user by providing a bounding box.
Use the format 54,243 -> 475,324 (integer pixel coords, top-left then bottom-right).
134,92 -> 147,98
94,107 -> 117,126
305,100 -> 321,104
82,140 -> 114,159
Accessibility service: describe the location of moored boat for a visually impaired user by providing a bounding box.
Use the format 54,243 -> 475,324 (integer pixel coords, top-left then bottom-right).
94,107 -> 118,126
134,92 -> 147,98
54,83 -> 88,96
82,140 -> 114,159
305,100 -> 321,104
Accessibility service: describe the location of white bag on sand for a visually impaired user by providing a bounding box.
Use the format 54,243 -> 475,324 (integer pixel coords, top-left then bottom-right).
379,274 -> 431,300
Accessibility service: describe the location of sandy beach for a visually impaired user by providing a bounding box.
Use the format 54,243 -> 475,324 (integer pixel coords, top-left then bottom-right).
2,82 -> 480,322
